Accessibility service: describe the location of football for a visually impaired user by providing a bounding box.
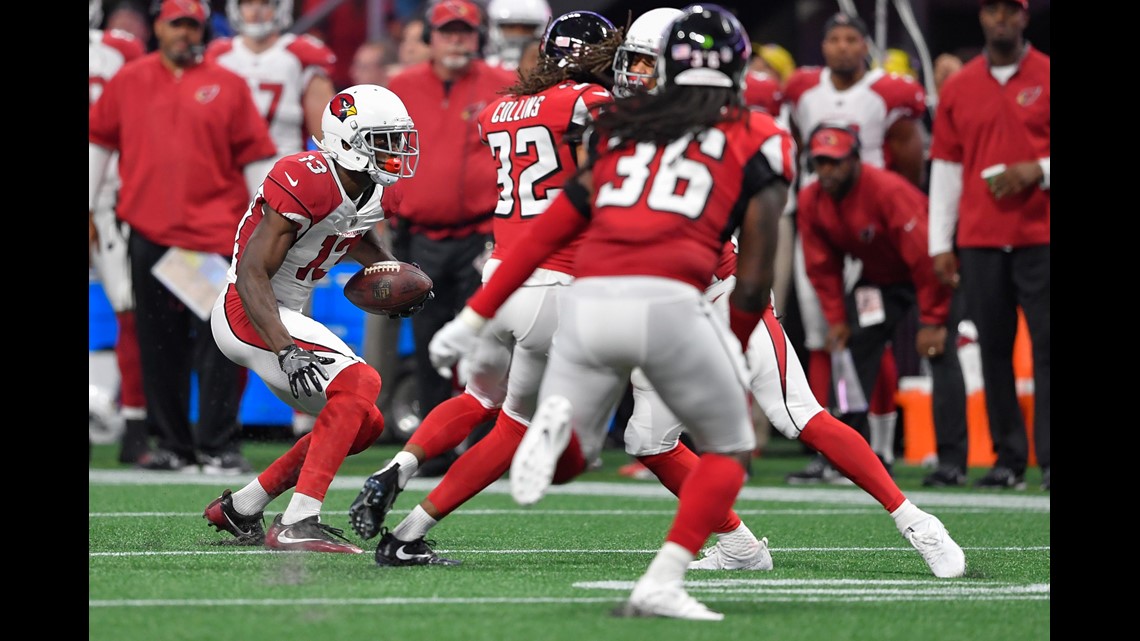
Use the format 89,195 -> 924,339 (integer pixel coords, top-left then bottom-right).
343,261 -> 433,316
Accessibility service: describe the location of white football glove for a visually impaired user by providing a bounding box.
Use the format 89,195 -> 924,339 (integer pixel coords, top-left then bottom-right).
429,306 -> 488,378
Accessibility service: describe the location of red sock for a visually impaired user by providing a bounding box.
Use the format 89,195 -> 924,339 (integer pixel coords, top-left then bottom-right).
799,412 -> 905,511
869,350 -> 898,414
114,311 -> 146,411
292,364 -> 381,502
808,349 -> 831,407
640,443 -> 741,534
552,429 -> 587,484
257,432 -> 308,497
408,392 -> 500,460
427,413 -> 527,516
664,453 -> 747,554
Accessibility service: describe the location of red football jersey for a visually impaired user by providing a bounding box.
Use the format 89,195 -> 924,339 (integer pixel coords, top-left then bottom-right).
577,110 -> 796,291
477,81 -> 613,274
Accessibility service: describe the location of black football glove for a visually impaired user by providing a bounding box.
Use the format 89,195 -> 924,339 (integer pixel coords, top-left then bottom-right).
388,290 -> 434,319
277,344 -> 335,399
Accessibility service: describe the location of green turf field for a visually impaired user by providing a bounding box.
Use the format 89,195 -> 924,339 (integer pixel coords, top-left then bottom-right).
89,438 -> 1050,641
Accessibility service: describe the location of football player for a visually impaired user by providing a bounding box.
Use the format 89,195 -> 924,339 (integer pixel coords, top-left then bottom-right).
206,0 -> 340,437
483,0 -> 551,70
208,0 -> 337,163
348,9 -> 624,567
430,4 -> 963,619
203,85 -> 428,553
89,0 -> 148,464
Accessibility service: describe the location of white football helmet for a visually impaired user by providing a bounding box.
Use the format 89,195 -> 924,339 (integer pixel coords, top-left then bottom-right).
315,85 -> 420,186
612,7 -> 682,98
486,0 -> 551,67
226,0 -> 293,40
90,0 -> 103,29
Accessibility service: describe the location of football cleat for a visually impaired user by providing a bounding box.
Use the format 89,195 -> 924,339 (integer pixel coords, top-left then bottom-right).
348,462 -> 403,539
265,514 -> 363,554
689,536 -> 773,571
203,489 -> 265,545
510,395 -> 573,506
374,530 -> 461,567
904,515 -> 966,578
613,577 -> 724,621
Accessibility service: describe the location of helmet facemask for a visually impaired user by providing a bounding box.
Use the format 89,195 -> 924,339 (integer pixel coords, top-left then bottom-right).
612,44 -> 659,98
324,123 -> 419,186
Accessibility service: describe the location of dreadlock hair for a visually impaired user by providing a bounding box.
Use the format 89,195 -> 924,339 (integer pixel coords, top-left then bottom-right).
591,86 -> 748,147
503,26 -> 626,96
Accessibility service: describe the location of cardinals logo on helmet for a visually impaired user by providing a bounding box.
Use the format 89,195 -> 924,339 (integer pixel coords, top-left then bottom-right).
330,93 -> 358,121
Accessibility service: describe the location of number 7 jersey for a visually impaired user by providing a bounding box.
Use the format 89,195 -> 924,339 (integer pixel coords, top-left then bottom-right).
477,80 -> 614,275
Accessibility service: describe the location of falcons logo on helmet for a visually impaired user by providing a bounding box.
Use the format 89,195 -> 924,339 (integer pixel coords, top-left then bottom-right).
330,93 -> 358,121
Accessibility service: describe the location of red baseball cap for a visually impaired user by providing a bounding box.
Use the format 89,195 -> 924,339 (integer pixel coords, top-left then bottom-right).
429,0 -> 482,29
981,0 -> 1029,9
157,0 -> 208,24
809,126 -> 859,160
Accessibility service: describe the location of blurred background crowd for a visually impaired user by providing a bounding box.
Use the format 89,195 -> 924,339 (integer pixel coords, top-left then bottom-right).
89,0 -> 1050,491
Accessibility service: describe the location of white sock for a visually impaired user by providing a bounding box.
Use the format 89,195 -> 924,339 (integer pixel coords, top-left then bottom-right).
715,523 -> 759,557
393,450 -> 420,488
281,493 -> 322,525
642,541 -> 694,585
889,499 -> 927,536
231,480 -> 271,516
391,505 -> 437,542
868,412 -> 898,464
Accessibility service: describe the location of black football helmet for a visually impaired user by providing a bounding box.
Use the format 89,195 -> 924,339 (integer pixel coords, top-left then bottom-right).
541,10 -> 616,60
658,4 -> 751,92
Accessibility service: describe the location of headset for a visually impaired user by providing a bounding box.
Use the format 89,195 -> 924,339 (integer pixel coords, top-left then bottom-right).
804,120 -> 861,173
421,0 -> 488,52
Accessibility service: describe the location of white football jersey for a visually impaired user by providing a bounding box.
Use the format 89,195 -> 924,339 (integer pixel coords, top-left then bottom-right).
207,34 -> 336,159
226,151 -> 388,312
90,28 -> 144,203
786,66 -> 926,179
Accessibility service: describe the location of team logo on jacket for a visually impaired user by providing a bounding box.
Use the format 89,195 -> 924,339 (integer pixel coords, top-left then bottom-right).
330,93 -> 358,121
195,84 -> 220,103
1016,86 -> 1042,107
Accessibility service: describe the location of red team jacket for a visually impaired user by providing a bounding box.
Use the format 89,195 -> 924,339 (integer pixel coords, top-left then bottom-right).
467,108 -> 796,316
929,45 -> 1050,249
381,60 -> 516,239
797,163 -> 952,327
88,53 -> 277,255
476,80 -> 613,275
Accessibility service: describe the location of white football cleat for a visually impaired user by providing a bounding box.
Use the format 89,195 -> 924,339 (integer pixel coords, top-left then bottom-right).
510,395 -> 573,506
689,536 -> 773,571
613,577 -> 724,621
904,515 -> 966,578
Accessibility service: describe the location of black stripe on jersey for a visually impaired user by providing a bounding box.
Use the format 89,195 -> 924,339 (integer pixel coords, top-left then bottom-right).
562,177 -> 592,219
724,147 -> 790,243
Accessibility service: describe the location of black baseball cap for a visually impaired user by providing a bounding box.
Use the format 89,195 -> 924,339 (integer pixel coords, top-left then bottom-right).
823,12 -> 868,38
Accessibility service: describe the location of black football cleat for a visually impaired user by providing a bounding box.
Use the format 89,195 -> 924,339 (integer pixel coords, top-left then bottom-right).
349,462 -> 403,540
203,489 -> 265,545
374,530 -> 461,567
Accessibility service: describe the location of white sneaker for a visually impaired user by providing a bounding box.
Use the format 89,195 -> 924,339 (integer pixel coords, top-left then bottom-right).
613,577 -> 724,621
689,536 -> 773,571
904,515 -> 966,578
510,396 -> 573,506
